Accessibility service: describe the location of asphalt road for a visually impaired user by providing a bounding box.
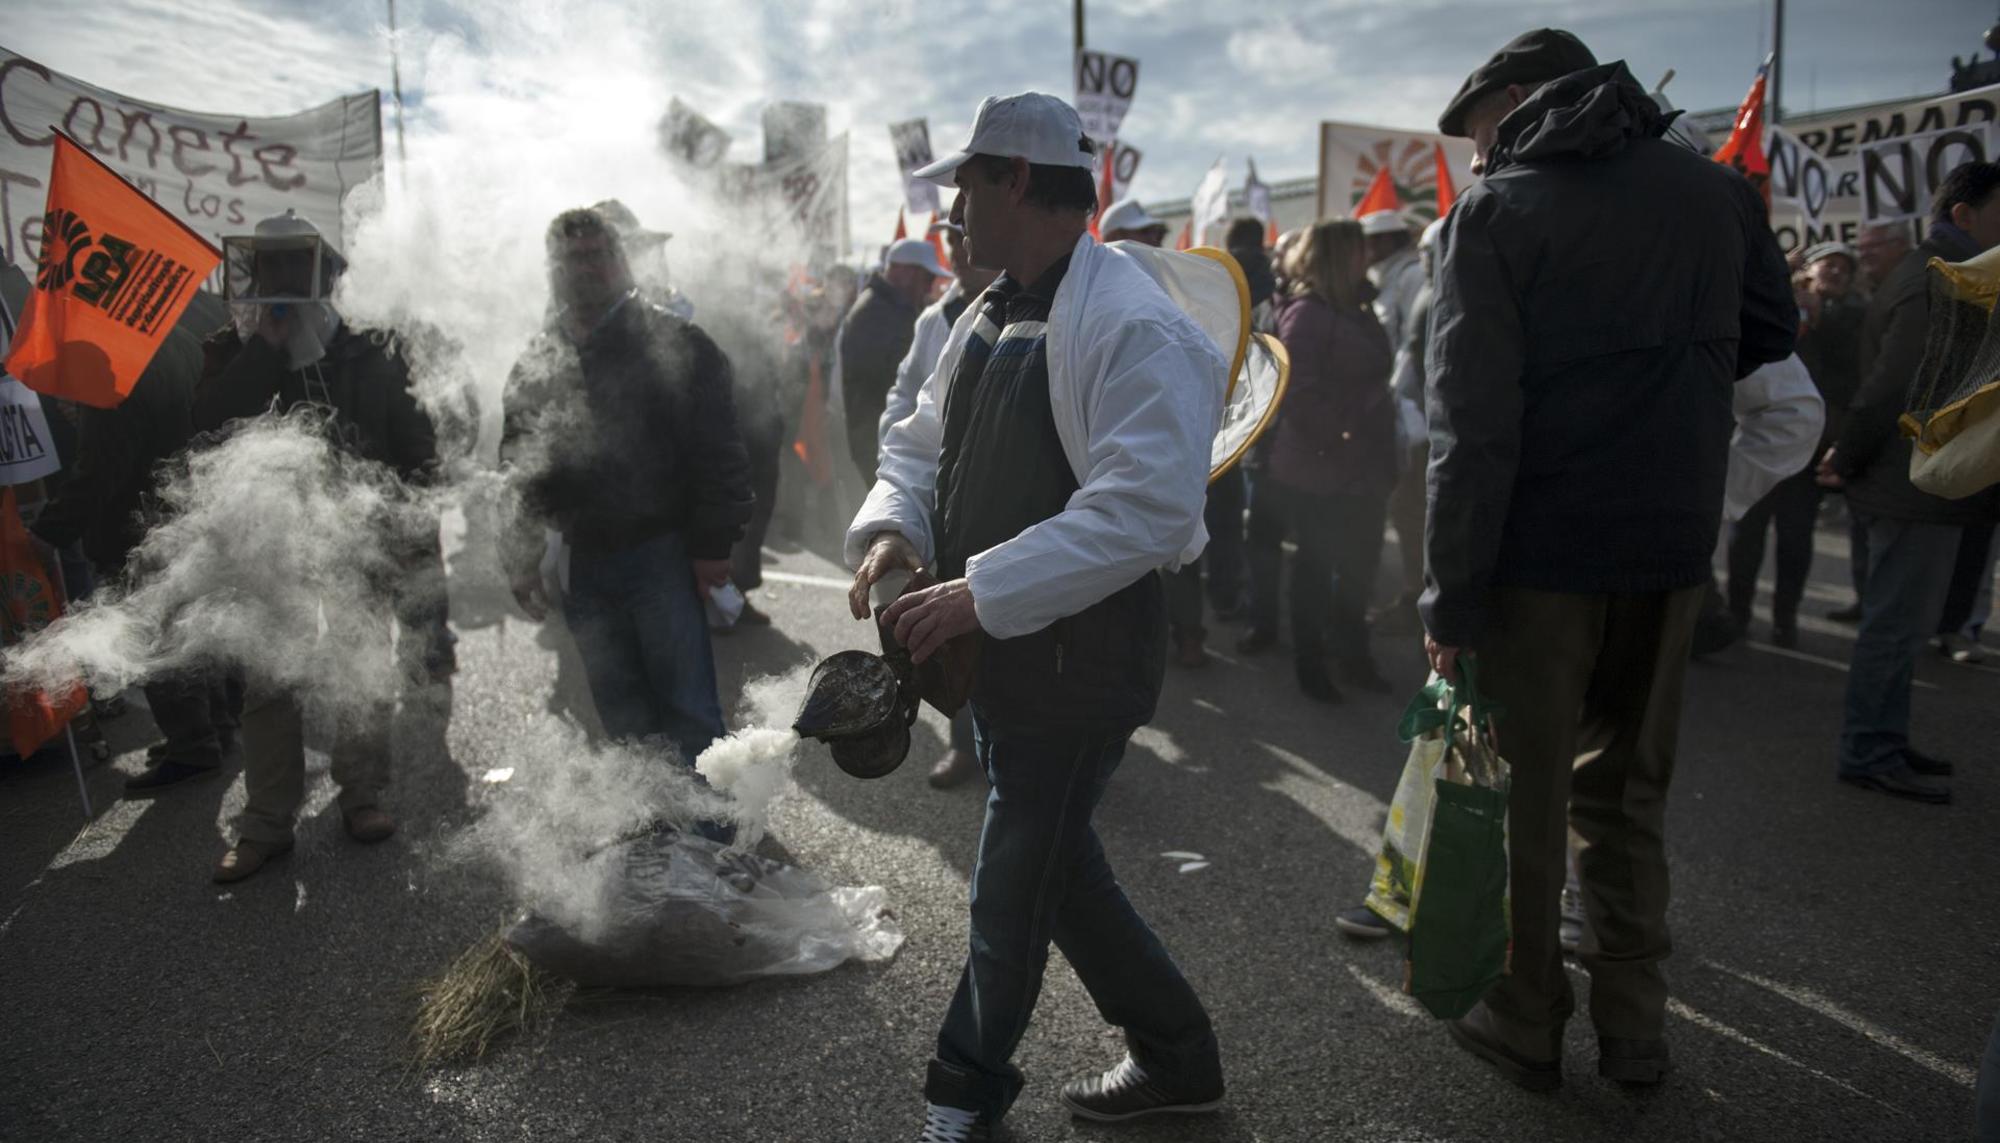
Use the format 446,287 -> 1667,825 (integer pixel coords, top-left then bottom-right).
1,515 -> 1992,1143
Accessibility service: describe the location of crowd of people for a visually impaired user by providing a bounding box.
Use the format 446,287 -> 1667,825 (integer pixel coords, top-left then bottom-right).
8,22 -> 1999,1143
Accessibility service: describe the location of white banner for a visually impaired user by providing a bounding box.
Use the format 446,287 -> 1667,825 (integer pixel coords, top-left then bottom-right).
658,97 -> 732,168
1692,83 -> 2000,250
714,133 -> 850,267
1075,50 -> 1139,145
1767,125 -> 1832,225
1317,121 -> 1475,223
888,118 -> 940,216
1109,141 -> 1141,201
0,45 -> 381,278
1244,159 -> 1272,223
0,291 -> 58,486
1190,158 -> 1230,246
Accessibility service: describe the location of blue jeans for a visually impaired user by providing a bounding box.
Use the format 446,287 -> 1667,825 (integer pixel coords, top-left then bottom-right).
926,712 -> 1221,1121
565,532 -> 725,766
1839,515 -> 1958,777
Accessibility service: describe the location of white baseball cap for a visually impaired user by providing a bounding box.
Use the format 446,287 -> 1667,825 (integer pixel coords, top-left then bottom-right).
1359,209 -> 1412,236
1099,197 -> 1163,235
884,237 -> 948,278
913,93 -> 1097,186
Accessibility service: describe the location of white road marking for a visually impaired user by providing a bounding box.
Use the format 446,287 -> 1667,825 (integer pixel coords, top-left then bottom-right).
45,798 -> 152,872
1707,962 -> 1977,1088
1343,962 -> 1423,1019
1746,641 -> 1941,690
1257,741 -> 1385,855
1666,997 -> 1902,1114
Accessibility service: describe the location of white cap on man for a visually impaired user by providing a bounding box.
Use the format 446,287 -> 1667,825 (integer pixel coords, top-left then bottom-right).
913,93 -> 1097,185
1359,209 -> 1413,237
1099,197 -> 1162,236
884,237 -> 949,278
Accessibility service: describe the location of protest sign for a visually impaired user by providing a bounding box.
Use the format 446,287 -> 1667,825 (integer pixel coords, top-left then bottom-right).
0,44 -> 379,278
888,118 -> 940,216
1317,122 -> 1475,223
1075,49 -> 1139,145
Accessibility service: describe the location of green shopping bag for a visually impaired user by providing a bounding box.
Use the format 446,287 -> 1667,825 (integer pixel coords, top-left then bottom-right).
1360,658 -> 1512,1019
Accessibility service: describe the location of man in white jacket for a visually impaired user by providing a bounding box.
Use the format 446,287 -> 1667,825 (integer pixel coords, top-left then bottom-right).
877,212 -> 999,791
845,93 -> 1226,1140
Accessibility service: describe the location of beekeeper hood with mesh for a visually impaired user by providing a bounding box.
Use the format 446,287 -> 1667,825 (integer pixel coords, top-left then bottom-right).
224,209 -> 345,370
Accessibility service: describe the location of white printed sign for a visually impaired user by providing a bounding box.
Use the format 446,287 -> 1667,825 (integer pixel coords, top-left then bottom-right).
888,118 -> 940,216
1075,50 -> 1139,145
0,291 -> 59,486
0,44 -> 381,277
1316,121 -> 1475,223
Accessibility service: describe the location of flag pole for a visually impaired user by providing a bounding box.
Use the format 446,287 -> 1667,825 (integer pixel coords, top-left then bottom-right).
44,539 -> 91,820
387,0 -> 410,178
1769,0 -> 1785,123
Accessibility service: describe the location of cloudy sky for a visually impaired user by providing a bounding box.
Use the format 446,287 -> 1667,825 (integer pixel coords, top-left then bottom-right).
2,0 -> 1988,254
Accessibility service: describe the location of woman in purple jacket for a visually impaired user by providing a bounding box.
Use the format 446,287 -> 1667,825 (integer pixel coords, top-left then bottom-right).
1240,219 -> 1398,702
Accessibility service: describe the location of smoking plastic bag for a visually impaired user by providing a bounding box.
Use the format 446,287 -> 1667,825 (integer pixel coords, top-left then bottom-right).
504,827 -> 903,988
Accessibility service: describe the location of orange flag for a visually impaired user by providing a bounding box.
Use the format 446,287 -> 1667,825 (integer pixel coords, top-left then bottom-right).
1714,59 -> 1772,207
1433,143 -> 1457,218
892,206 -> 908,242
5,133 -> 221,409
926,211 -> 950,274
1175,220 -> 1193,251
1354,164 -> 1402,217
0,487 -> 86,757
1264,218 -> 1278,248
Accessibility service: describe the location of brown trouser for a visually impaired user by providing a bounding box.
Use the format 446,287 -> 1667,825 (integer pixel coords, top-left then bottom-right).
1387,444 -> 1428,598
236,691 -> 391,847
1474,584 -> 1705,1042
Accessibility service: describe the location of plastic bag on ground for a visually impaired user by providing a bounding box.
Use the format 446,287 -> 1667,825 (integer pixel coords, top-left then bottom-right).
504,826 -> 903,988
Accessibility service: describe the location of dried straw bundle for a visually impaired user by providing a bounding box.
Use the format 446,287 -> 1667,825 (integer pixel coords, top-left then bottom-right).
410,931 -> 569,1067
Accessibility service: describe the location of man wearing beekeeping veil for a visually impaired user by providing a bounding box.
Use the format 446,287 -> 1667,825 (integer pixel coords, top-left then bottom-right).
846,93 -> 1226,1140
193,210 -> 439,884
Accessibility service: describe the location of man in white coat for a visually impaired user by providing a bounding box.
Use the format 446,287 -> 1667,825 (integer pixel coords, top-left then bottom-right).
845,93 -> 1226,1140
877,211 -> 1000,791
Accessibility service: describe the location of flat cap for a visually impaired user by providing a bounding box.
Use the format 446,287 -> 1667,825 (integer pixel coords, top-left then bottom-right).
1438,28 -> 1598,138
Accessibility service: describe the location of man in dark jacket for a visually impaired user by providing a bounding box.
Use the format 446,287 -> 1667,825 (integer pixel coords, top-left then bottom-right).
194,215 -> 440,883
1819,163 -> 2000,804
503,207 -> 753,799
1421,29 -> 1796,1091
839,239 -> 946,481
32,326 -> 246,795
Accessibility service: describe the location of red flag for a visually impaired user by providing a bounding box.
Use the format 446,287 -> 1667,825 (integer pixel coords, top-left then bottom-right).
926,211 -> 950,274
892,206 -> 908,242
0,487 -> 86,756
1175,220 -> 1192,251
1354,164 -> 1402,218
5,133 -> 221,409
1714,59 -> 1773,207
1264,218 -> 1279,247
1433,143 -> 1457,218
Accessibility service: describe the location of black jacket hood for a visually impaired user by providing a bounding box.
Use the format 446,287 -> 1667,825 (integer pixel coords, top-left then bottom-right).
1490,62 -> 1670,171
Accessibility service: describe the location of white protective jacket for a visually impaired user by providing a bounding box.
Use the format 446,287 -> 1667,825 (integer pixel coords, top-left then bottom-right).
1725,352 -> 1826,522
846,233 -> 1227,640
877,281 -> 965,448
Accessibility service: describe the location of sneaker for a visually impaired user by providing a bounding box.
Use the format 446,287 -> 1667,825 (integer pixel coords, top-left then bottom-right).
1059,1055 -> 1224,1123
1838,763 -> 1950,805
927,749 -> 979,790
1334,905 -> 1393,939
1826,602 -> 1862,623
1938,632 -> 1986,664
123,760 -> 218,797
1559,884 -> 1586,954
917,1103 -> 992,1143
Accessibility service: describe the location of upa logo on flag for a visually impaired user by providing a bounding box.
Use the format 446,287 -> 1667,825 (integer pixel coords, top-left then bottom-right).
35,205 -> 198,337
4,131 -> 221,408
